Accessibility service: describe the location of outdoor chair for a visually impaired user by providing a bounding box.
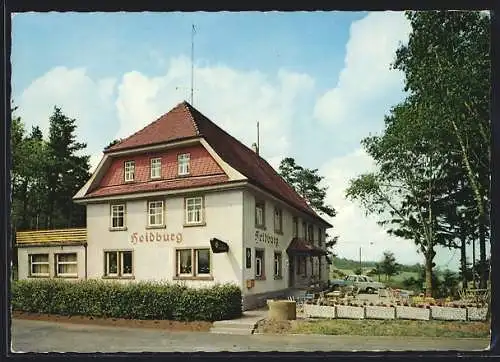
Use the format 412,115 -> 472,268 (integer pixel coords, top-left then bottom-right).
377,288 -> 389,298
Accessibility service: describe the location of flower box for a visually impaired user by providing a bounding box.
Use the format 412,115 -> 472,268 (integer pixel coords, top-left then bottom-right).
336,305 -> 364,319
467,307 -> 488,321
303,304 -> 336,319
430,306 -> 467,321
396,306 -> 430,320
365,306 -> 395,320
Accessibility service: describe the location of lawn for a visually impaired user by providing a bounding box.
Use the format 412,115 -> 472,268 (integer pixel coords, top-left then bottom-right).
256,319 -> 489,338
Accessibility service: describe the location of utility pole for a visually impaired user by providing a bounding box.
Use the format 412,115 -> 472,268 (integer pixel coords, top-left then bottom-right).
359,247 -> 362,271
191,24 -> 196,105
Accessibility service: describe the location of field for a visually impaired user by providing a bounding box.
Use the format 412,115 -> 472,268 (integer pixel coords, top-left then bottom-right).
330,268 -> 419,289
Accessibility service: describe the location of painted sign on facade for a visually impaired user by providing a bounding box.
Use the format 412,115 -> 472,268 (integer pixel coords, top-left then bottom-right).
254,230 -> 279,247
130,231 -> 183,244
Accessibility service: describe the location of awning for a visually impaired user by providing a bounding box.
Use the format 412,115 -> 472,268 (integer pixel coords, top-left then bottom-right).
286,237 -> 328,257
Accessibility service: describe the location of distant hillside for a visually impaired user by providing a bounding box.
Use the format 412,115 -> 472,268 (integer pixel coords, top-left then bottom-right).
331,257 -> 422,273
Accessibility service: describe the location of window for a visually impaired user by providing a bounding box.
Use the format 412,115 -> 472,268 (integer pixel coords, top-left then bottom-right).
302,222 -> 307,239
255,201 -> 265,228
176,248 -> 211,277
185,197 -> 203,224
148,200 -> 164,227
124,160 -> 135,182
196,249 -> 211,275
274,207 -> 283,233
178,153 -> 190,176
177,249 -> 192,275
150,158 -> 162,179
55,253 -> 77,277
29,254 -> 49,277
308,224 -> 314,243
274,252 -> 282,278
104,251 -> 133,277
111,204 -> 126,229
298,256 -> 307,276
292,217 -> 298,238
255,249 -> 265,278
318,228 -> 323,246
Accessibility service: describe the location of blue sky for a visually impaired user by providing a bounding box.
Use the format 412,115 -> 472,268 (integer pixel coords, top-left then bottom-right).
12,11 -> 475,270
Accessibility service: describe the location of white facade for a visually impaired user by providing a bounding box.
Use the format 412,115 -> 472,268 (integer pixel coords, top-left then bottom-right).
17,244 -> 86,280
85,189 -> 244,288
16,185 -> 329,309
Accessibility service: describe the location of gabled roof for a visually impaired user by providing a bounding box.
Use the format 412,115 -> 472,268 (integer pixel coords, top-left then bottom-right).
101,101 -> 331,227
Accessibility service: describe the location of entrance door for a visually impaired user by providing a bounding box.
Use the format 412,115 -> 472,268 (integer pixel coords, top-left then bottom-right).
288,256 -> 295,287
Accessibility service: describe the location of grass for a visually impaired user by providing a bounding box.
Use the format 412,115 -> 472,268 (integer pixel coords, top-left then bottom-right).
285,319 -> 489,338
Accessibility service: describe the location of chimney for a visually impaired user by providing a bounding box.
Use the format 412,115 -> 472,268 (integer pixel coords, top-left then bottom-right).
251,142 -> 259,155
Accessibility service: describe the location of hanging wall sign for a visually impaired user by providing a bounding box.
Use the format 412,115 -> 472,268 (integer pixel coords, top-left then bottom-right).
210,238 -> 229,253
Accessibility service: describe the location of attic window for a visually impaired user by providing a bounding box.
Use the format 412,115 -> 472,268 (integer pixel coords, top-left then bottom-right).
124,161 -> 135,182
178,153 -> 190,176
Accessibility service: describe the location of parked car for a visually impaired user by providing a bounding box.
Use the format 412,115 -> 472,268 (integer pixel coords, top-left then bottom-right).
330,275 -> 385,293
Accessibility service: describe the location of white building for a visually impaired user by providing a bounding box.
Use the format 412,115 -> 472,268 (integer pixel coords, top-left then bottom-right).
16,101 -> 332,310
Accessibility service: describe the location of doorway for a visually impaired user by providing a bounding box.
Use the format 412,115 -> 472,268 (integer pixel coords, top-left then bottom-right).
288,256 -> 295,287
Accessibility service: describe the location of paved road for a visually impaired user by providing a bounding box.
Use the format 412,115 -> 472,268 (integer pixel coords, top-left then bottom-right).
11,319 -> 490,353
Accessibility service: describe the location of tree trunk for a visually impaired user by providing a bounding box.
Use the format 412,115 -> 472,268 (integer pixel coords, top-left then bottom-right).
460,235 -> 467,290
424,250 -> 435,297
478,214 -> 488,289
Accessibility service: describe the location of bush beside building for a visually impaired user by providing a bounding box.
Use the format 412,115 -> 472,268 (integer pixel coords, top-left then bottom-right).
11,279 -> 242,321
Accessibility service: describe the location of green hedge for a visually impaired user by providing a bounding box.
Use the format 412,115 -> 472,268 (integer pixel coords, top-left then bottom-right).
11,279 -> 242,321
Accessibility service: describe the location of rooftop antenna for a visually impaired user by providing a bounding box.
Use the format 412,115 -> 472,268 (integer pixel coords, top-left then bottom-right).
191,24 -> 196,105
257,121 -> 260,155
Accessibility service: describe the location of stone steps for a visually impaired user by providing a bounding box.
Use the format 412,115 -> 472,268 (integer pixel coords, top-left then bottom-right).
209,326 -> 255,335
209,311 -> 266,335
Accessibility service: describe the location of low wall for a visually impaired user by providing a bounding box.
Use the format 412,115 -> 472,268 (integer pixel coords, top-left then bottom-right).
303,304 -> 487,322
242,289 -> 288,311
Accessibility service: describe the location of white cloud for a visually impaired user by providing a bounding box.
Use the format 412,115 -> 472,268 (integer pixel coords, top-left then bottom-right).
115,56 -> 315,165
320,148 -> 420,266
314,11 -> 411,126
17,66 -> 118,157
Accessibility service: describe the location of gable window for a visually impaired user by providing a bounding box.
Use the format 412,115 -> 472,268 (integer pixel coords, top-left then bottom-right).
274,207 -> 283,233
150,158 -> 162,179
104,250 -> 133,278
55,253 -> 78,277
255,201 -> 265,228
148,200 -> 164,227
124,160 -> 135,182
292,217 -> 298,238
274,252 -> 282,279
178,153 -> 190,176
308,225 -> 314,243
185,197 -> 204,225
110,204 -> 126,229
29,254 -> 49,277
255,249 -> 265,279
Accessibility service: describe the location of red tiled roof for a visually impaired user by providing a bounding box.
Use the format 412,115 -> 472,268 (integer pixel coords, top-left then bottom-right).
85,175 -> 231,199
94,101 -> 331,227
105,104 -> 199,152
286,237 -> 327,256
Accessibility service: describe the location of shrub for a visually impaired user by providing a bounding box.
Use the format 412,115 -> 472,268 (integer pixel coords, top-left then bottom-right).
11,279 -> 242,321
